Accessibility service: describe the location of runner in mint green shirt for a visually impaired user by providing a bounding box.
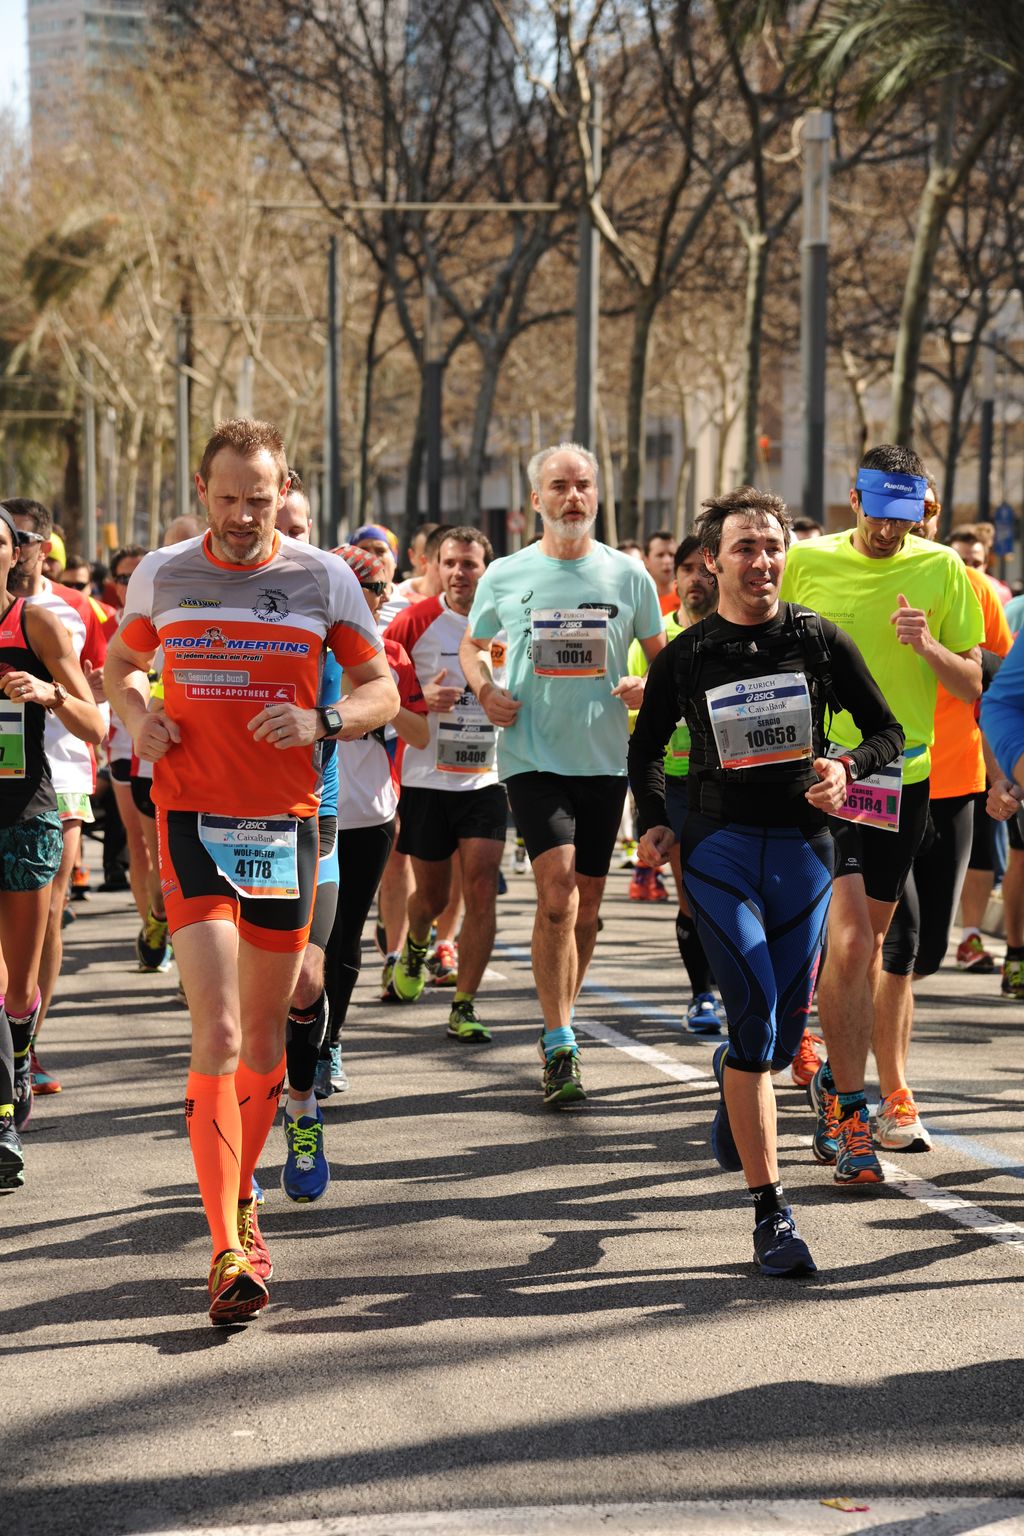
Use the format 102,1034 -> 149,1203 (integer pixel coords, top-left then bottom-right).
460,442 -> 664,1106
780,444 -> 983,1178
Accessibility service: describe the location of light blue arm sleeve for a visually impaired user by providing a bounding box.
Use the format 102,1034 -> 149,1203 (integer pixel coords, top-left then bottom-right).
981,631 -> 1024,779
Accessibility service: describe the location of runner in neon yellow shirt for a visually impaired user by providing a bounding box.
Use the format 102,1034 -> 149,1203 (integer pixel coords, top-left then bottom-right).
781,444 -> 983,1176
627,536 -> 722,1032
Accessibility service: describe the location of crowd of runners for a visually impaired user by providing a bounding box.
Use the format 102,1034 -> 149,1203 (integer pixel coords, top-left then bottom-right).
2,417 -> 1024,1320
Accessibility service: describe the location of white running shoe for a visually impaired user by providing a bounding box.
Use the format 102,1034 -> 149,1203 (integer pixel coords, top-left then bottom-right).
875,1089 -> 933,1152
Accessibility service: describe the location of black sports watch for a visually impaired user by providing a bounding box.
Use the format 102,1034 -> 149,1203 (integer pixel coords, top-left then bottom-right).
318,706 -> 344,739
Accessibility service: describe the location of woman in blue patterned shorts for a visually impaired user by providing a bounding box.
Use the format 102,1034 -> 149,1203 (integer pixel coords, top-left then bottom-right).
0,506 -> 104,1189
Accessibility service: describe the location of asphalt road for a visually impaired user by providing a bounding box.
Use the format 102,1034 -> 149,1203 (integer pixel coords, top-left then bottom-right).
4,844 -> 1024,1536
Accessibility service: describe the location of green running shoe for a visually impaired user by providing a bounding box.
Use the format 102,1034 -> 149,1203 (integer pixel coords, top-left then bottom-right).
540,1041 -> 585,1106
392,936 -> 429,1002
447,998 -> 491,1043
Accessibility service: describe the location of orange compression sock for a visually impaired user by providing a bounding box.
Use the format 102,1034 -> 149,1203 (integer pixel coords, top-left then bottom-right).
234,1054 -> 286,1202
184,1071 -> 243,1258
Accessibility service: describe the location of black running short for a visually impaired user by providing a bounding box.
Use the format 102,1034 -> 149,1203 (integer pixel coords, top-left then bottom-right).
829,775 -> 931,904
130,774 -> 156,820
397,783 -> 508,862
156,808 -> 318,952
1009,810 -> 1024,853
505,771 -> 628,879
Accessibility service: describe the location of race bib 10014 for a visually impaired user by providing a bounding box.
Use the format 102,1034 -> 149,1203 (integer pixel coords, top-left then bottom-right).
531,609 -> 608,677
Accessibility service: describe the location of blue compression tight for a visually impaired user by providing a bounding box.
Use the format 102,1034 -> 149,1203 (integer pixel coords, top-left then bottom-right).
681,814 -> 834,1072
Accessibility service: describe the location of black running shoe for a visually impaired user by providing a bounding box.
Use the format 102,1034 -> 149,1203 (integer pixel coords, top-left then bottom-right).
752,1206 -> 817,1277
12,1051 -> 32,1132
0,1115 -> 25,1189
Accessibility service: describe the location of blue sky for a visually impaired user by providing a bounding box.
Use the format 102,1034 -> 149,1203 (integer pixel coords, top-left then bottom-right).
0,0 -> 28,123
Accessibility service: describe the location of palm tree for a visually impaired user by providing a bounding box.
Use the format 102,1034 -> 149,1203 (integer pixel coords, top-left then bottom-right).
801,0 -> 1024,445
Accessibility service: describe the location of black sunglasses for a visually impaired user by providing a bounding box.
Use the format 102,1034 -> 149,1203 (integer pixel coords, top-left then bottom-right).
112,572 -> 133,585
360,581 -> 388,597
19,530 -> 46,545
62,580 -> 89,590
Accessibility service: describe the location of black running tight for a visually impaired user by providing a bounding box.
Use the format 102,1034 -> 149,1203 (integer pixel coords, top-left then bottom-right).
325,820 -> 396,1043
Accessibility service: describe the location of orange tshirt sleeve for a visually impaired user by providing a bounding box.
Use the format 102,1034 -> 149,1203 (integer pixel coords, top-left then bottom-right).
119,614 -> 161,655
327,621 -> 381,668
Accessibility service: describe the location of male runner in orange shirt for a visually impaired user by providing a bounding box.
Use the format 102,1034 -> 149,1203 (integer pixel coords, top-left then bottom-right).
104,418 -> 398,1324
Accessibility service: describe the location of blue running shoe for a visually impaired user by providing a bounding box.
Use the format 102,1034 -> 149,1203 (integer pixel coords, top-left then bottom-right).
752,1206 -> 817,1277
710,1043 -> 742,1173
807,1065 -> 839,1165
833,1105 -> 884,1188
686,992 -> 724,1036
282,1108 -> 330,1203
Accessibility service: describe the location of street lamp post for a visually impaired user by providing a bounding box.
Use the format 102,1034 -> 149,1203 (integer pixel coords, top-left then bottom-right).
574,83 -> 602,454
83,358 -> 97,562
801,110 -> 832,525
322,235 -> 343,547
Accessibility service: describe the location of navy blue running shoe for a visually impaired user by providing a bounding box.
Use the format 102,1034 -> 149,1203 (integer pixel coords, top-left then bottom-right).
282,1108 -> 330,1202
752,1206 -> 817,1277
710,1042 -> 742,1173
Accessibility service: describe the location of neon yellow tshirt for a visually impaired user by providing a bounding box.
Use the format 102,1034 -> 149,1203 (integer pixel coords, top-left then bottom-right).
628,611 -> 691,777
780,530 -> 983,785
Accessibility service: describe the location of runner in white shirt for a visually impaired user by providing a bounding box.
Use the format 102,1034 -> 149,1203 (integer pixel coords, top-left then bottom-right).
384,527 -> 507,1042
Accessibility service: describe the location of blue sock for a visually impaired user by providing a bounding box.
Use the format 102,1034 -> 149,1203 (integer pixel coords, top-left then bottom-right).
820,1059 -> 835,1092
836,1090 -> 867,1120
542,1025 -> 576,1059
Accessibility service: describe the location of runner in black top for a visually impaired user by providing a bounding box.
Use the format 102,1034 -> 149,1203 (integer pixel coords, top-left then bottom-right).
629,488 -> 902,1277
0,506 -> 105,1189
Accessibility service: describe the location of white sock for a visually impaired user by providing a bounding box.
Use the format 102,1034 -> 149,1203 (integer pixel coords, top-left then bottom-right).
961,926 -> 980,943
286,1092 -> 317,1123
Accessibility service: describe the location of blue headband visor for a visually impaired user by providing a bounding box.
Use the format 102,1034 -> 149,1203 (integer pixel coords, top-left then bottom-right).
855,467 -> 926,522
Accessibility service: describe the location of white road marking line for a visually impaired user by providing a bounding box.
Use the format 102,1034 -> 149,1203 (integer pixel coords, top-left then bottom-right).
143,1497 -> 1024,1536
878,1162 -> 1024,1251
497,938 -> 1024,1258
573,1018 -> 709,1084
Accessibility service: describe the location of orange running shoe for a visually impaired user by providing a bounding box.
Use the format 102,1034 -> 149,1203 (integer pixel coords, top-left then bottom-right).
237,1194 -> 273,1280
628,868 -> 652,902
790,1030 -> 825,1088
208,1249 -> 268,1326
